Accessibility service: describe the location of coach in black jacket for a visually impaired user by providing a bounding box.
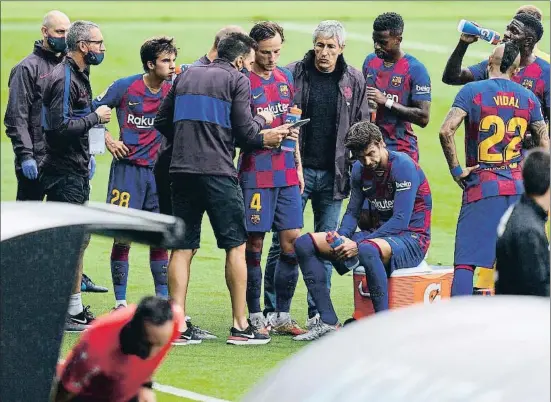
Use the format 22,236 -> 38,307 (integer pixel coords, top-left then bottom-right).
154,25 -> 246,217
41,20 -> 111,202
154,32 -> 296,344
40,20 -> 111,331
496,149 -> 550,297
4,10 -> 69,200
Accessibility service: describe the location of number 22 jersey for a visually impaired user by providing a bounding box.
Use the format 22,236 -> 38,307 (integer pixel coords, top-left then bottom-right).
452,78 -> 544,204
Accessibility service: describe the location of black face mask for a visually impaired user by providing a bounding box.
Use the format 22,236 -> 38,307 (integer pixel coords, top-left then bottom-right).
120,321 -> 151,360
47,36 -> 67,53
84,49 -> 105,66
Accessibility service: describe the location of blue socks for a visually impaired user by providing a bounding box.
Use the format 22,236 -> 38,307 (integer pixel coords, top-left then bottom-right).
150,247 -> 169,298
295,235 -> 338,325
246,250 -> 263,314
274,252 -> 299,313
111,243 -> 130,302
358,242 -> 389,312
451,265 -> 474,296
111,244 -> 169,303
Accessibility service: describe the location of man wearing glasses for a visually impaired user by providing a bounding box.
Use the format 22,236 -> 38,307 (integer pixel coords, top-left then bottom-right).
41,20 -> 111,331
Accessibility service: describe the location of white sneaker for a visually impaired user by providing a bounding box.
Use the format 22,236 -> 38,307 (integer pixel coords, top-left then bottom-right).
265,312 -> 276,326
293,320 -> 339,341
249,312 -> 270,335
305,313 -> 320,330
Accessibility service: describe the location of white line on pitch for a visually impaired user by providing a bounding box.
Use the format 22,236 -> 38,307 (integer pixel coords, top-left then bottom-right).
282,22 -> 490,59
58,359 -> 230,401
154,382 -> 231,402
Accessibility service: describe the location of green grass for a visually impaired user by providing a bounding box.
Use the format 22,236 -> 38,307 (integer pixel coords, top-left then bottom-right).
1,2 -> 549,401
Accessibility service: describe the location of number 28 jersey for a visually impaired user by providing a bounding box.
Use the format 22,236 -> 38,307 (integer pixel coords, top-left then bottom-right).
452,78 -> 544,204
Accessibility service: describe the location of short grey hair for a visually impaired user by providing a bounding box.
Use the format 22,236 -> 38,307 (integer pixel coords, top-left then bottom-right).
313,20 -> 346,47
66,20 -> 99,52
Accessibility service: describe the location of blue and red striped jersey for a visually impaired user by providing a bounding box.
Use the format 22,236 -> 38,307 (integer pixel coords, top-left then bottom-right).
338,151 -> 432,253
452,78 -> 544,204
362,54 -> 431,162
468,56 -> 550,120
238,67 -> 299,188
92,74 -> 171,167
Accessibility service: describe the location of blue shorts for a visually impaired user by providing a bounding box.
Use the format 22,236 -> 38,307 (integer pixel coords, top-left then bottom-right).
454,195 -> 520,267
106,160 -> 159,212
352,231 -> 427,273
242,185 -> 303,233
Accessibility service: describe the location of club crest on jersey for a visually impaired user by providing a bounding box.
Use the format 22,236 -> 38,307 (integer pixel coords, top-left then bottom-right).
391,75 -> 403,87
521,78 -> 534,90
279,84 -> 290,97
251,214 -> 261,225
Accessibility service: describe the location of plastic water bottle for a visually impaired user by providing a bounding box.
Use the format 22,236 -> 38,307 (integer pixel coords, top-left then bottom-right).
281,106 -> 301,152
326,231 -> 360,275
457,20 -> 501,45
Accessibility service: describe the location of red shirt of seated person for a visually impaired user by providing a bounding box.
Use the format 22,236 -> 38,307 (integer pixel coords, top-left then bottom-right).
54,296 -> 183,402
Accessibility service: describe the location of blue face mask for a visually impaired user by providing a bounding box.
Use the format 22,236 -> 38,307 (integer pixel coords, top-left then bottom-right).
84,50 -> 105,66
47,36 -> 67,53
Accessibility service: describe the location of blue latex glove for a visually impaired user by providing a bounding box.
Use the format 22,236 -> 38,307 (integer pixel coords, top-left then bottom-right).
89,156 -> 96,180
21,158 -> 38,180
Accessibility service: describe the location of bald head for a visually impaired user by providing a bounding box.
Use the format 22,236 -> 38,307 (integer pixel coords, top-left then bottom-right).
212,25 -> 246,49
42,10 -> 70,29
516,5 -> 543,21
41,10 -> 70,53
489,42 -> 521,77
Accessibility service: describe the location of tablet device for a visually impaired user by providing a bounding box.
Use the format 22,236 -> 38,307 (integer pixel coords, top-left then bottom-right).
289,118 -> 310,129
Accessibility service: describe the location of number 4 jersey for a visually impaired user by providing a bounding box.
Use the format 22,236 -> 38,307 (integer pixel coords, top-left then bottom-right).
452,78 -> 544,204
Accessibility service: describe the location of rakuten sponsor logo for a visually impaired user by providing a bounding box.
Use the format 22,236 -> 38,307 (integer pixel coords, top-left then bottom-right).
127,114 -> 155,129
371,199 -> 394,211
256,103 -> 288,116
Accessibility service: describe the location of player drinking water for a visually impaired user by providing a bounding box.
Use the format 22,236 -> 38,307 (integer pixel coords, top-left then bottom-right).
439,42 -> 549,297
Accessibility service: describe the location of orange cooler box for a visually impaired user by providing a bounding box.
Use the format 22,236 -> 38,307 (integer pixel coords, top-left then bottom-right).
352,262 -> 454,319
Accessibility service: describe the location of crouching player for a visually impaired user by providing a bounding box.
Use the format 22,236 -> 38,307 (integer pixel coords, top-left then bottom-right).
92,37 -> 176,309
294,121 -> 432,341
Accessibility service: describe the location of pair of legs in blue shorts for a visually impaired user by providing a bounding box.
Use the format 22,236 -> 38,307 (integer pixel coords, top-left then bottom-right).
242,185 -> 303,318
452,195 -> 521,296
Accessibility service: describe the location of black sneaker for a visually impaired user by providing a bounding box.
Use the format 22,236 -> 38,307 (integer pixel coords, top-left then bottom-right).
81,273 -> 108,293
226,321 -> 271,345
187,320 -> 217,340
65,306 -> 95,332
172,325 -> 202,346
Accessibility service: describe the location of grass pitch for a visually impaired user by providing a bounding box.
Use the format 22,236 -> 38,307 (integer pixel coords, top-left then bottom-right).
1,2 -> 549,400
